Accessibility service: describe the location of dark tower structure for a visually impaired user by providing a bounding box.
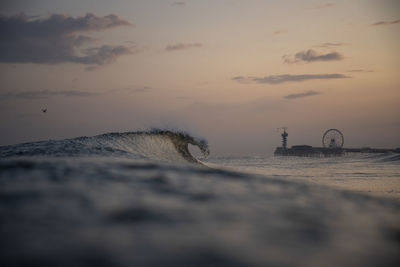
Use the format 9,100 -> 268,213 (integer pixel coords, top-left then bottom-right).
281,129 -> 288,149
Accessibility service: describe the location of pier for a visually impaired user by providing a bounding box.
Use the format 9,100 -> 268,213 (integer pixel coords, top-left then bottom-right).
274,146 -> 344,157
274,128 -> 399,157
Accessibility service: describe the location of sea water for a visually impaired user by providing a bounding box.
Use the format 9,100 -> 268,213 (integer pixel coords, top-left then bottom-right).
205,154 -> 400,200
0,130 -> 399,267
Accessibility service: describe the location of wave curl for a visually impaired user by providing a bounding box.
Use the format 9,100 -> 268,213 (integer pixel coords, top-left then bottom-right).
0,130 -> 209,164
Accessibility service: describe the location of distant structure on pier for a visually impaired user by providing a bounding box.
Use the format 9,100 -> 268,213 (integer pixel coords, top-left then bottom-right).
322,129 -> 344,149
275,128 -> 344,157
277,127 -> 288,149
274,128 -> 399,157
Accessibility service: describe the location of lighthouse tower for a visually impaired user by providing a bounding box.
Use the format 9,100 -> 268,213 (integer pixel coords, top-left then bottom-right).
281,129 -> 288,149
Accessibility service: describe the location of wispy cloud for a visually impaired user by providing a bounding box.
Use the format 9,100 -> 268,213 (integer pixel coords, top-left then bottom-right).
346,69 -> 374,73
134,86 -> 152,93
176,96 -> 190,100
171,1 -> 185,6
0,13 -> 133,67
313,3 -> 335,9
284,90 -> 321,100
273,29 -> 288,35
283,49 -> 344,63
80,45 -> 133,65
314,42 -> 346,48
0,90 -> 99,100
371,19 -> 400,26
233,74 -> 349,85
165,43 -> 203,51
106,86 -> 152,94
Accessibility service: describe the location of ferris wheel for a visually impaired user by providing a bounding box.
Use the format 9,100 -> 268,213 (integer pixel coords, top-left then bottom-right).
322,129 -> 344,148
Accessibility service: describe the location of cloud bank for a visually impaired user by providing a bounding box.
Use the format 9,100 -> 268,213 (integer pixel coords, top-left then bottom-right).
165,43 -> 202,51
346,69 -> 374,73
314,42 -> 346,48
283,49 -> 343,63
284,90 -> 320,99
0,89 -> 99,100
0,13 -> 133,66
233,73 -> 349,84
371,19 -> 400,26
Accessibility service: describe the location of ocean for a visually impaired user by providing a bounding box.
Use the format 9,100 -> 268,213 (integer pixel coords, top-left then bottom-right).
1,130 -> 399,267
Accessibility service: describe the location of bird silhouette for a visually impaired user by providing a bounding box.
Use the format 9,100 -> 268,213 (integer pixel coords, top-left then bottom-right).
41,108 -> 47,113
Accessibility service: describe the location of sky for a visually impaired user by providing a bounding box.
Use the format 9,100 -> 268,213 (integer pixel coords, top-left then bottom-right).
0,0 -> 399,155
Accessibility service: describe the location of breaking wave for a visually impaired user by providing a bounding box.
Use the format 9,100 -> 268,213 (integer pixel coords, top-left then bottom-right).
0,129 -> 210,164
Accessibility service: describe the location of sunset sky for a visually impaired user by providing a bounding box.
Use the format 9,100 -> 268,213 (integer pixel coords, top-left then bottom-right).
0,0 -> 399,155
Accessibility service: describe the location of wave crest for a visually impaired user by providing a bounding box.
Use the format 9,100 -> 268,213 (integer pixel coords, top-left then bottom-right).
0,130 -> 209,164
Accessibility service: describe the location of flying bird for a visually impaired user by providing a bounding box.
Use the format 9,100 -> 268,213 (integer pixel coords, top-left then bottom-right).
41,108 -> 47,113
